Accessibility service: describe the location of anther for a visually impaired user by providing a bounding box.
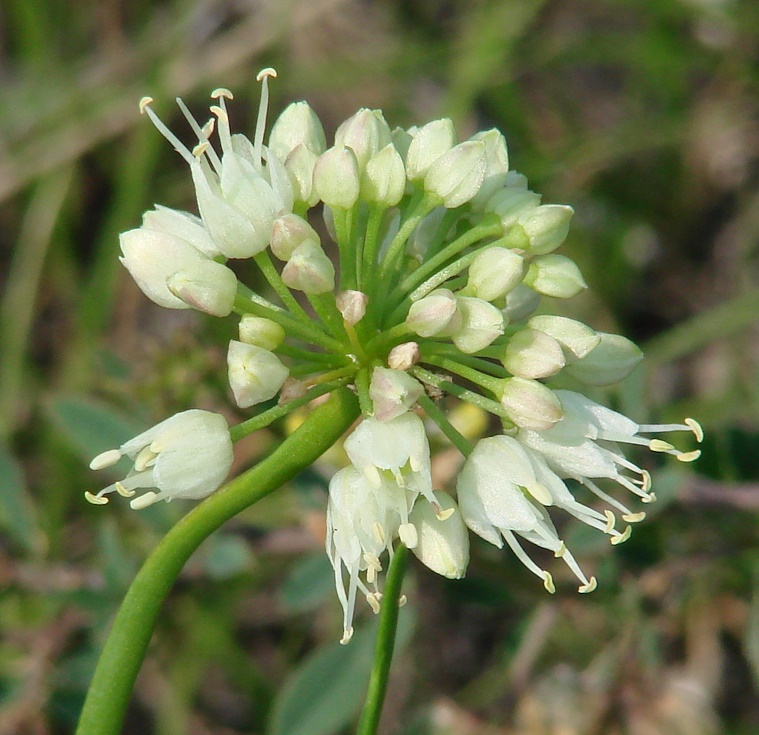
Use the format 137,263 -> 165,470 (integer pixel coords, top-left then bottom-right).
676,449 -> 702,463
192,142 -> 209,158
89,448 -> 122,471
434,505 -> 455,521
650,439 -> 675,453
398,595 -> 408,607
138,96 -> 154,114
553,541 -> 566,558
622,511 -> 646,523
542,571 -> 556,594
84,491 -> 109,505
642,491 -> 657,503
372,522 -> 385,544
209,105 -> 229,125
579,577 -> 597,593
256,67 -> 278,81
685,418 -> 704,443
210,88 -> 234,100
640,470 -> 652,493
603,510 -> 616,534
340,627 -> 354,645
611,526 -> 632,545
130,491 -> 159,510
115,481 -> 136,498
366,593 -> 381,614
201,119 -> 216,138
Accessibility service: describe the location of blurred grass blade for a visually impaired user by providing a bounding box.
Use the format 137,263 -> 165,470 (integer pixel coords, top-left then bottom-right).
269,609 -> 415,735
0,439 -> 44,553
279,553 -> 335,614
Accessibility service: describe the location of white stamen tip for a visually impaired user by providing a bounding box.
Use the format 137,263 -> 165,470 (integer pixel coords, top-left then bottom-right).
130,491 -> 160,510
622,511 -> 646,523
201,118 -> 216,138
209,105 -> 228,124
114,481 -> 136,498
579,577 -> 597,593
138,96 -> 154,114
542,571 -> 556,594
642,491 -> 657,504
256,67 -> 278,81
603,509 -> 616,534
399,523 -> 418,549
553,541 -> 566,558
398,594 -> 408,607
192,142 -> 209,158
340,627 -> 354,645
640,470 -> 652,493
611,526 -> 632,545
677,449 -> 701,463
650,439 -> 675,453
89,449 -> 122,470
435,505 -> 455,521
84,491 -> 109,505
210,87 -> 234,100
366,593 -> 381,614
685,418 -> 704,442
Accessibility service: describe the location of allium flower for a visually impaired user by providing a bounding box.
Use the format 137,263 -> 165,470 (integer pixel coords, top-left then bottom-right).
99,67 -> 703,642
86,410 -> 233,510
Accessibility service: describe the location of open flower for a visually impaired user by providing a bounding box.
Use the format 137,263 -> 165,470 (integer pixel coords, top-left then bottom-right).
86,410 -> 233,510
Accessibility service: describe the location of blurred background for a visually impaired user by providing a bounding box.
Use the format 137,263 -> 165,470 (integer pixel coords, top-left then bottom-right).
1,0 -> 758,733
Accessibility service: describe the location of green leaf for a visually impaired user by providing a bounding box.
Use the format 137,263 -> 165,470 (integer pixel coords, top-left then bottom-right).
0,440 -> 44,553
269,608 -> 415,735
279,553 -> 335,614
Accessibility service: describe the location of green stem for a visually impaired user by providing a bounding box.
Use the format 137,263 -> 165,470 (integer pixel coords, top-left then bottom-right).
75,388 -> 360,735
253,250 -> 313,324
361,204 -> 386,296
356,544 -> 409,735
422,353 -> 502,394
379,194 -> 438,283
417,394 -> 474,456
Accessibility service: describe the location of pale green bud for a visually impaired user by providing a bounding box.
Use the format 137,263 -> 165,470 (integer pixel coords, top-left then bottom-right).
391,126 -> 413,162
565,332 -> 644,386
486,186 -> 542,230
361,143 -> 406,206
336,290 -> 368,326
406,289 -> 460,338
281,240 -> 335,294
424,140 -> 487,208
528,315 -> 599,361
499,377 -> 563,430
387,341 -> 420,370
451,296 -> 505,354
501,328 -> 565,379
334,108 -> 392,171
514,204 -> 574,255
238,316 -> 285,350
283,145 -> 321,207
469,129 -> 509,210
409,491 -> 469,580
268,101 -> 327,160
467,247 -> 524,301
502,284 -> 541,322
165,260 -> 237,317
524,254 -> 587,299
369,367 -> 424,422
313,146 -> 361,209
270,213 -> 320,261
405,118 -> 457,180
227,340 -> 289,408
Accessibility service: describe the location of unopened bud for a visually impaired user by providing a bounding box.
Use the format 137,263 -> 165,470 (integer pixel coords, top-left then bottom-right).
514,204 -> 574,255
238,315 -> 285,350
269,101 -> 327,160
370,367 -> 424,422
391,126 -> 413,162
528,315 -> 599,361
451,297 -> 504,354
424,140 -> 487,208
502,284 -> 541,322
486,186 -> 542,229
470,129 -> 509,210
565,332 -> 644,386
405,118 -> 457,180
335,108 -> 392,170
281,240 -> 335,294
467,247 -> 524,301
388,342 -> 420,370
406,289 -> 460,338
279,376 -> 308,403
361,143 -> 406,206
336,290 -> 368,325
284,145 -> 321,207
499,377 -> 563,430
270,213 -> 320,261
142,206 -> 220,258
166,261 -> 237,317
524,254 -> 587,299
227,340 -> 289,408
501,328 -> 565,379
313,146 -> 360,209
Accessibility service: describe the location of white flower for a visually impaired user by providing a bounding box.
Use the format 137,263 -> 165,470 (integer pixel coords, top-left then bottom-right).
227,341 -> 289,408
85,410 -> 233,510
369,367 -> 424,422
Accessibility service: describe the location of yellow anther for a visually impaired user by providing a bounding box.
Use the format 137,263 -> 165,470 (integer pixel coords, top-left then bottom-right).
372,522 -> 385,544
676,449 -> 702,463
398,594 -> 408,607
579,577 -> 597,594
201,118 -> 216,138
542,571 -> 556,594
553,541 -> 566,558
434,505 -> 455,521
622,511 -> 646,523
685,418 -> 704,442
340,627 -> 354,645
642,491 -> 657,503
640,470 -> 652,493
256,67 -> 278,81
129,491 -> 159,510
138,96 -> 154,114
114,481 -> 136,498
603,509 -> 616,534
527,481 -> 553,506
366,594 -> 381,614
192,142 -> 209,158
209,105 -> 228,124
650,439 -> 675,453
84,491 -> 109,505
611,526 -> 632,545
89,448 -> 121,471
210,87 -> 234,100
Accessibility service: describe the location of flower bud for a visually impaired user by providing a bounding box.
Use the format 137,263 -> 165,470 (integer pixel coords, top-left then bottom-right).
528,315 -> 599,361
166,260 -> 237,317
361,143 -> 406,206
227,340 -> 289,408
502,284 -> 541,322
270,213 -> 320,261
486,186 -> 541,230
268,101 -> 327,160
405,118 -> 457,180
335,108 -> 392,171
120,227 -> 208,309
281,240 -> 335,294
238,315 -> 285,350
141,205 -> 220,258
370,367 -> 424,422
408,207 -> 448,263
284,145 -> 321,207
391,126 -> 413,162
313,146 -> 361,209
336,290 -> 368,326
469,129 -> 509,210
424,140 -> 487,208
409,491 -> 469,579
501,328 -> 565,379
406,289 -> 460,338
499,377 -> 563,430
467,247 -> 524,301
514,204 -> 573,255
565,332 -> 644,386
387,342 -> 420,370
524,254 -> 587,299
451,297 -> 504,354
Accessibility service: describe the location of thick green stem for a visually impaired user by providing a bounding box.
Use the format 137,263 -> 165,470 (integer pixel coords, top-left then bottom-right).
356,545 -> 409,735
75,388 -> 360,735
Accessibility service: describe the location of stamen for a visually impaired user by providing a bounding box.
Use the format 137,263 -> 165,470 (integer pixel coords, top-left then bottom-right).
89,448 -> 122,471
676,449 -> 701,463
366,593 -> 381,614
622,511 -> 646,523
542,571 -> 556,593
201,118 -> 215,138
130,491 -> 160,510
175,98 -> 222,173
84,491 -> 109,505
114,481 -> 135,498
578,577 -> 597,593
503,530 -> 548,583
434,505 -> 455,521
641,491 -> 657,503
210,99 -> 235,160
138,96 -> 154,113
526,481 -> 553,506
610,526 -> 632,545
399,523 -> 418,549
211,88 -> 234,100
134,445 -> 157,472
649,439 -> 675,453
141,103 -> 194,165
603,509 -> 616,533
253,67 -> 277,165
340,627 -> 354,645
553,541 -> 566,558
398,594 -> 408,607
685,418 -> 704,442
640,470 -> 652,493
192,142 -> 210,158
372,522 -> 385,544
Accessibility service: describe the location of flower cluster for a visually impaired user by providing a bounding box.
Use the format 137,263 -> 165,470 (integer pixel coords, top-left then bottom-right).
87,69 -> 702,642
